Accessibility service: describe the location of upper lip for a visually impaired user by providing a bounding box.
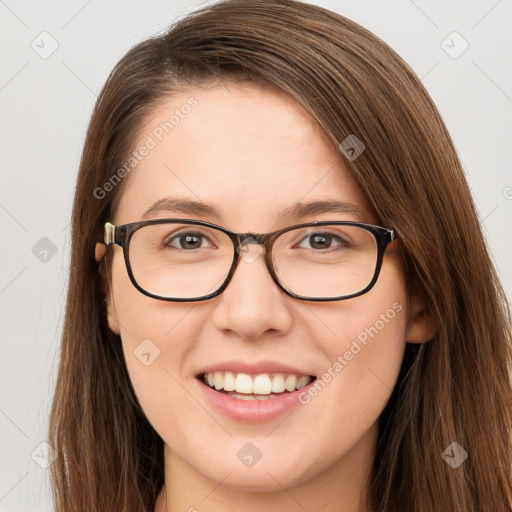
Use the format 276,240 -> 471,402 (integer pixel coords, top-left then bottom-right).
196,360 -> 316,377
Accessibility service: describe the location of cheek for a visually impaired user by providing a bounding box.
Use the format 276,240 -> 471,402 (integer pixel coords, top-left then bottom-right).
108,253 -> 199,422
114,293 -> 203,447
331,299 -> 406,409
299,255 -> 408,439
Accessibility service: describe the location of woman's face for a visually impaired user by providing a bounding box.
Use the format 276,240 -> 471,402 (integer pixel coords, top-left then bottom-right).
104,82 -> 413,494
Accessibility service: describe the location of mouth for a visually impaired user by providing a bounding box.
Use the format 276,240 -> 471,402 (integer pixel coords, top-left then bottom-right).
196,371 -> 317,401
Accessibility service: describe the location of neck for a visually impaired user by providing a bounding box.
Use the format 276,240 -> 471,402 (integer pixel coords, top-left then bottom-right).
154,423 -> 377,512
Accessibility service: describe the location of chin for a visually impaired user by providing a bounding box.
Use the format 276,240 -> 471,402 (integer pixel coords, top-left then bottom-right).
195,455 -> 315,493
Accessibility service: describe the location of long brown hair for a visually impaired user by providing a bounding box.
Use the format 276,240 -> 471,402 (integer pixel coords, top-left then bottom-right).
49,1 -> 512,510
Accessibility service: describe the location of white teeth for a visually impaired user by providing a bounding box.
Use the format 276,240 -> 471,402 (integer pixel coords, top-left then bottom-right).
202,371 -> 314,395
228,392 -> 272,401
223,371 -> 236,392
235,373 -> 253,393
271,374 -> 286,393
285,375 -> 297,392
214,371 -> 223,391
253,375 -> 272,395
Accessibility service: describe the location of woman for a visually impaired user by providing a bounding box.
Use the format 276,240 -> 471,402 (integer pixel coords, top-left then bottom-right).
48,0 -> 512,510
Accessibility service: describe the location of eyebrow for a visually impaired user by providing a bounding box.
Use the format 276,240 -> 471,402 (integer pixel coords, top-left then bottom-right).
141,197 -> 364,221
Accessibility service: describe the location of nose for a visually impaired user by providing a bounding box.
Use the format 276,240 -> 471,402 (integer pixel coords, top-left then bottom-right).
211,240 -> 293,340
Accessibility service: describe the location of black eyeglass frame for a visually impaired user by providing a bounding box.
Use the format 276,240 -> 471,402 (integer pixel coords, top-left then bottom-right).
102,218 -> 398,302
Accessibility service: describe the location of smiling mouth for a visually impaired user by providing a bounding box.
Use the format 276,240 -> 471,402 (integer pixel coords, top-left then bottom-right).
197,371 -> 317,400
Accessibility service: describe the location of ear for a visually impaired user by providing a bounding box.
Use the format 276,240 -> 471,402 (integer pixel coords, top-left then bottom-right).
95,242 -> 121,335
406,292 -> 437,343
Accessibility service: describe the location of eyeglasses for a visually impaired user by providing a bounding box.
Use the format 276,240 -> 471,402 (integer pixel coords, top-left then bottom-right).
102,218 -> 397,302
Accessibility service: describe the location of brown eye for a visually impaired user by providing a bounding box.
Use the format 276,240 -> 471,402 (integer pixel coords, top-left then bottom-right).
297,231 -> 352,251
164,231 -> 212,250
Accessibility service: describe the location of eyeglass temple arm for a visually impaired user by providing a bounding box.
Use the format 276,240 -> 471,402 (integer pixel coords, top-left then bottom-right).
104,222 -> 116,245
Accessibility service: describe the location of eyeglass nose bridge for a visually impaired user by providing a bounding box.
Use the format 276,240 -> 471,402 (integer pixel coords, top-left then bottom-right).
235,232 -> 271,248
232,232 -> 273,263
227,231 -> 281,289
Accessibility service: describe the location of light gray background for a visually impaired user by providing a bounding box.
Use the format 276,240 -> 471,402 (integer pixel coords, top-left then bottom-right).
1,1 -> 511,510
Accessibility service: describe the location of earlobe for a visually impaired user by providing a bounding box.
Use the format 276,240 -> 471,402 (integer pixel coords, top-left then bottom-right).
95,242 -> 106,262
406,293 -> 438,344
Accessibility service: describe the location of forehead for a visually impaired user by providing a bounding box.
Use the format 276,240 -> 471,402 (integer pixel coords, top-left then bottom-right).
113,81 -> 375,228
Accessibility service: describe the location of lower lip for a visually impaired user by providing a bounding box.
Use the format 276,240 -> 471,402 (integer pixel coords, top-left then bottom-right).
195,377 -> 315,423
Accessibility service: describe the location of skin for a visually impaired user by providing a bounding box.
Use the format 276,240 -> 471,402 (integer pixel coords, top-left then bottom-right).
96,82 -> 436,512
